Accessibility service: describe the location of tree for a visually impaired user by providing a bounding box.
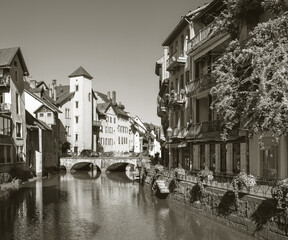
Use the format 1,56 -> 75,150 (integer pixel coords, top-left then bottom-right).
211,1 -> 288,144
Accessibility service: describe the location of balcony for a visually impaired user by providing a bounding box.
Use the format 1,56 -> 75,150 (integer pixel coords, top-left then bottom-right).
187,22 -> 216,52
187,73 -> 214,96
0,103 -> 11,114
92,120 -> 101,128
187,120 -> 222,139
168,90 -> 186,108
0,76 -> 10,93
166,50 -> 186,72
157,99 -> 167,118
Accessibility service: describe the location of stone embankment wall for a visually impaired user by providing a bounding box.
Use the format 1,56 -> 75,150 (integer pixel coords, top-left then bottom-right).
144,172 -> 288,240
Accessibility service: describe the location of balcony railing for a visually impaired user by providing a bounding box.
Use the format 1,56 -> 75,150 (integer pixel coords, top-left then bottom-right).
188,22 -> 216,51
166,50 -> 186,71
0,103 -> 11,114
168,90 -> 186,108
188,120 -> 221,137
187,73 -> 214,96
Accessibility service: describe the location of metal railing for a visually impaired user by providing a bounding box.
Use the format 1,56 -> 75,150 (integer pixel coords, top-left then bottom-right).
150,166 -> 278,199
187,73 -> 214,95
166,50 -> 186,69
188,22 -> 215,50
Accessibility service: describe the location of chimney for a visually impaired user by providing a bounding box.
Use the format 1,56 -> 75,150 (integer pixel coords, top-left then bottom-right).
29,79 -> 37,89
107,91 -> 111,100
112,91 -> 116,105
52,79 -> 57,101
48,84 -> 52,98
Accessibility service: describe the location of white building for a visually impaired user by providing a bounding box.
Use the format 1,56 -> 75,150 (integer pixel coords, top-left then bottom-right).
95,91 -> 131,154
56,67 -> 98,155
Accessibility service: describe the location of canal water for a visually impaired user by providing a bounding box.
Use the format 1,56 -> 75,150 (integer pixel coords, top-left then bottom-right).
0,171 -> 257,240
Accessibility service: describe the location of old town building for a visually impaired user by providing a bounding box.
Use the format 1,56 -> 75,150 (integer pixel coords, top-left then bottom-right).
0,47 -> 29,177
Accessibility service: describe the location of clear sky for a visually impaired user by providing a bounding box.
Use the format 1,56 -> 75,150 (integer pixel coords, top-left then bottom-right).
1,0 -> 208,125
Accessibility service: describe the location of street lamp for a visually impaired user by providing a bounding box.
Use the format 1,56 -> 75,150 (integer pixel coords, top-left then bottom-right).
166,126 -> 173,170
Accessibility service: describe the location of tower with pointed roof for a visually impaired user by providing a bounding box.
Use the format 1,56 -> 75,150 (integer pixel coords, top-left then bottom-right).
68,66 -> 93,154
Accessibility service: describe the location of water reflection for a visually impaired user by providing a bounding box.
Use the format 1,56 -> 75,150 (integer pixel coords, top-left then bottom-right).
0,172 -> 257,240
71,170 -> 101,180
106,171 -> 134,182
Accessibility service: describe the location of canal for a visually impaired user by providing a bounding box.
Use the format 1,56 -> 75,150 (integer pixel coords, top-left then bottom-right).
0,171 -> 258,240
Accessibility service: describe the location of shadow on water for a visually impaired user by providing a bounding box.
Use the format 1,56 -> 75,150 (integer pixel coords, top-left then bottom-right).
106,171 -> 133,183
71,170 -> 101,180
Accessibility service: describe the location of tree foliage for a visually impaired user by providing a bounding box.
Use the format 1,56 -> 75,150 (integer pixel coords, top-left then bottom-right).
211,4 -> 288,141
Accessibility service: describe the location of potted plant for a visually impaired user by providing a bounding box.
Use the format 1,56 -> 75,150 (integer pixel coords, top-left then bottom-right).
232,171 -> 257,209
191,167 -> 214,203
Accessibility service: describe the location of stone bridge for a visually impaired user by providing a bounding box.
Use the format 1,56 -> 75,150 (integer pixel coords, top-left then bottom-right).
60,157 -> 139,172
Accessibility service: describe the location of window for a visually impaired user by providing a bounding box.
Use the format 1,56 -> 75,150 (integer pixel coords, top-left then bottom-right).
65,126 -> 70,136
114,118 -> 116,124
210,144 -> 216,171
14,60 -> 17,67
180,74 -> 184,90
15,70 -> 18,82
261,138 -> 279,178
75,116 -> 79,123
6,145 -> 11,163
16,93 -> 20,114
186,71 -> 190,83
16,122 -> 22,138
0,145 -> 4,163
110,117 -> 112,123
220,143 -> 227,172
16,146 -> 24,162
0,117 -> 11,136
75,134 -> 78,141
0,93 -> 3,104
200,145 -> 206,170
180,110 -> 185,128
39,113 -> 44,117
75,85 -> 79,91
75,101 -> 79,108
233,143 -> 241,173
65,108 -> 70,118
47,112 -> 52,117
0,145 -> 11,164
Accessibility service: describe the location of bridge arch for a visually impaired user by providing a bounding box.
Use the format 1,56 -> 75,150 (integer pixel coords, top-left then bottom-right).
60,157 -> 138,173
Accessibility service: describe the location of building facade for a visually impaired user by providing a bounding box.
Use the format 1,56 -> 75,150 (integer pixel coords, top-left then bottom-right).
0,47 -> 29,176
56,67 -> 99,155
157,0 -> 288,179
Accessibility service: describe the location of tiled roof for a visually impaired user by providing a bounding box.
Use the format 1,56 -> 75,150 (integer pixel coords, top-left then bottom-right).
56,91 -> 74,106
97,102 -> 110,113
114,107 -> 129,118
0,47 -> 19,67
25,87 -> 61,113
94,91 -> 111,103
55,85 -> 74,105
0,47 -> 29,75
68,66 -> 93,80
